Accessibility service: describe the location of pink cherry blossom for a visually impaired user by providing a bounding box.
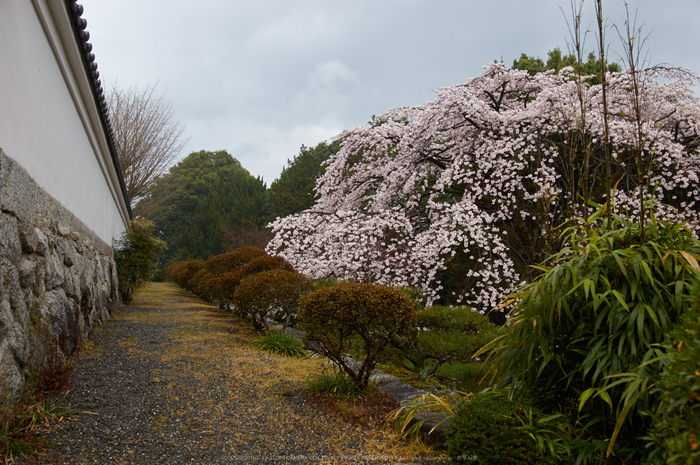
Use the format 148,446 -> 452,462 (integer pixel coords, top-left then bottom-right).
268,63 -> 700,311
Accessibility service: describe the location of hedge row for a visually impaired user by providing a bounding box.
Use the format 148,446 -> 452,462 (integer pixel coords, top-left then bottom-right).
164,247 -> 311,330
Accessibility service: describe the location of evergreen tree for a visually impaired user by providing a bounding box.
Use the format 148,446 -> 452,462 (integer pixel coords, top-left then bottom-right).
266,141 -> 340,222
135,150 -> 267,265
512,47 -> 620,84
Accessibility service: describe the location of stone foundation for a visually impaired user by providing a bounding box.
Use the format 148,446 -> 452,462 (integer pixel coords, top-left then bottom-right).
0,150 -> 120,408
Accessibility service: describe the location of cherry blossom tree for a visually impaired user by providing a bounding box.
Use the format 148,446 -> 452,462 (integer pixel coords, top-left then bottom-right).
267,63 -> 700,312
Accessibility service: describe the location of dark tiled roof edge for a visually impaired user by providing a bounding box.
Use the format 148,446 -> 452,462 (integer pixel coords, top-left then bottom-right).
65,0 -> 133,219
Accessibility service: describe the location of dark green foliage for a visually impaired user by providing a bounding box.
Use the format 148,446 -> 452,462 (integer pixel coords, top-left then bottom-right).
257,331 -> 306,357
391,305 -> 498,380
233,269 -> 314,330
488,210 -> 700,461
113,219 -> 166,303
446,391 -> 560,464
299,283 -> 416,390
511,47 -> 621,84
435,362 -> 491,393
267,141 -> 340,222
134,150 -> 267,265
646,284 -> 700,464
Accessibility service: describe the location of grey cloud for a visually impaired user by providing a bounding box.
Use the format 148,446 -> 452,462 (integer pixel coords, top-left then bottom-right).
81,0 -> 700,183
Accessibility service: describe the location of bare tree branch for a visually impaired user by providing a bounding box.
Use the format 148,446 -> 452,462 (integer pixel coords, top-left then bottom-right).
107,82 -> 188,207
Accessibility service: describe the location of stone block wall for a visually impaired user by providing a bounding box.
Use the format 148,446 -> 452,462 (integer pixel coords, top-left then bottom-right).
0,150 -> 120,408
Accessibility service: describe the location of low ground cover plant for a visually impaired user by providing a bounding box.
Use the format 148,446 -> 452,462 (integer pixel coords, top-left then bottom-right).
445,390 -> 561,465
306,367 -> 366,400
1,398 -> 76,462
435,362 -> 490,393
257,330 -> 306,357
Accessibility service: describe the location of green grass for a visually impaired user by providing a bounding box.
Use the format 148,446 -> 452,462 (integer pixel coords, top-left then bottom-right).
256,331 -> 306,357
306,368 -> 367,399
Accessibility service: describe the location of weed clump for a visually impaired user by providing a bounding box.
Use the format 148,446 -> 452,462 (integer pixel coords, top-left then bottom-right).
257,331 -> 306,358
306,368 -> 366,400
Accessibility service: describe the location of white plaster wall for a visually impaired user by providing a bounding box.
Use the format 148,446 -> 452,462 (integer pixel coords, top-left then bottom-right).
0,0 -> 129,245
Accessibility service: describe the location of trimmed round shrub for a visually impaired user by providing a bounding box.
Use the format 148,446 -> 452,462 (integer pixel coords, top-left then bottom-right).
203,251 -> 293,310
204,247 -> 266,275
233,269 -> 313,330
169,260 -> 204,291
237,255 -> 294,279
163,260 -> 186,283
299,283 -> 416,390
257,330 -> 306,357
445,391 -> 558,464
206,271 -> 240,310
188,268 -> 213,301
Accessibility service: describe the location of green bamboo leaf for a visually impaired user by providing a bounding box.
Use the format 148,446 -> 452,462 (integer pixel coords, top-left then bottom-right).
641,261 -> 654,283
599,390 -> 613,411
578,387 -> 597,412
607,378 -> 649,455
611,251 -> 628,278
631,255 -> 641,280
594,306 -> 609,332
537,414 -> 565,423
584,337 -> 606,366
592,352 -> 612,383
675,280 -> 683,313
472,333 -> 507,359
645,303 -> 660,328
618,333 -> 627,358
630,275 -> 638,300
565,279 -> 586,297
637,305 -> 645,341
611,290 -> 629,310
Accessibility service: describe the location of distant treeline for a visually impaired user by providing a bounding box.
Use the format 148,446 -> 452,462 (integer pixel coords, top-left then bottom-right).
133,141 -> 339,267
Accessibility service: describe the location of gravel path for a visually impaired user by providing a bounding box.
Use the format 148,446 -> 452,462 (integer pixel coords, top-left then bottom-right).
18,283 -> 422,465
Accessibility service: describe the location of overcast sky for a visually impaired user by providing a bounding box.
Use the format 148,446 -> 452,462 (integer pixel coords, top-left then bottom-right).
80,0 -> 700,185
